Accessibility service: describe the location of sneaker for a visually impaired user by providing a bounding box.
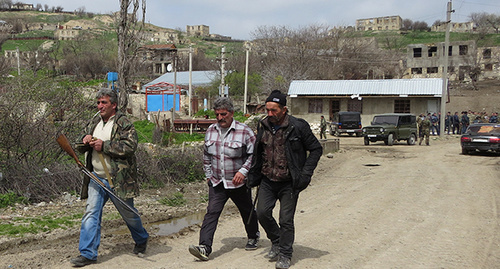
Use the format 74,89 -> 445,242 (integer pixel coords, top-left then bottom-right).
245,237 -> 259,251
189,245 -> 209,261
70,255 -> 96,267
265,244 -> 279,261
275,255 -> 291,269
133,238 -> 148,255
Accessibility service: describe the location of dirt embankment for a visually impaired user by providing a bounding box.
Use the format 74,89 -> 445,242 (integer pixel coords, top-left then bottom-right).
1,135 -> 499,268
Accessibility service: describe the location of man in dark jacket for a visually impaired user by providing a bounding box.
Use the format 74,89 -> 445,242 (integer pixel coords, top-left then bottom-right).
247,90 -> 323,269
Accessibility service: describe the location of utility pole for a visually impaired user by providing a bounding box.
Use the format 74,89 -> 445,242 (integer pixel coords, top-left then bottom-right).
219,46 -> 227,97
440,0 -> 453,137
16,47 -> 20,75
244,42 -> 250,114
188,45 -> 193,117
172,54 -> 177,129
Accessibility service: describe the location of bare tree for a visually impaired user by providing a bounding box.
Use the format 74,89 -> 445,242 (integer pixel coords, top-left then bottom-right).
75,6 -> 86,17
0,0 -> 12,9
470,12 -> 500,34
117,0 -> 146,110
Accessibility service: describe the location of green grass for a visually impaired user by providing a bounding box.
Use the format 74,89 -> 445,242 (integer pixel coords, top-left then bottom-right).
158,192 -> 186,207
0,192 -> 29,208
0,213 -> 81,236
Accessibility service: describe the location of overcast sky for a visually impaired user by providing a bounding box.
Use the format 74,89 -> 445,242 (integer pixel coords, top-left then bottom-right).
41,0 -> 500,40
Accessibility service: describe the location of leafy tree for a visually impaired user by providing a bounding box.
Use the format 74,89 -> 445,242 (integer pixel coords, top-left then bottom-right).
225,71 -> 262,102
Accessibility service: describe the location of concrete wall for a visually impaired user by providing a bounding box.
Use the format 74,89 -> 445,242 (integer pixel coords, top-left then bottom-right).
288,96 -> 440,127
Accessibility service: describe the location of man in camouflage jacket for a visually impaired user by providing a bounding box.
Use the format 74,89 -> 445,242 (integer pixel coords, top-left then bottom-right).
70,88 -> 148,267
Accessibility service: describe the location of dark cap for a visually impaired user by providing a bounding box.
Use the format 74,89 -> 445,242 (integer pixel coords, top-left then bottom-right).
265,90 -> 287,106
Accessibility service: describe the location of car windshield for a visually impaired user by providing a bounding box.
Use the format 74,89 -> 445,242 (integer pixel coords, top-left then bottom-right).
467,125 -> 500,136
339,114 -> 360,122
372,116 -> 398,125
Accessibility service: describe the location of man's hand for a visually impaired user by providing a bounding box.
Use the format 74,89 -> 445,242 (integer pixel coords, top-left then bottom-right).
232,172 -> 245,185
83,135 -> 103,152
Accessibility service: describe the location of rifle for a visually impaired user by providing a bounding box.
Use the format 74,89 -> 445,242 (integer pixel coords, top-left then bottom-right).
56,133 -> 140,217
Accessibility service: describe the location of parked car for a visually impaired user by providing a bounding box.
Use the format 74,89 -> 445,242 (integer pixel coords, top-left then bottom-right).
72,26 -> 82,30
460,123 -> 500,155
329,111 -> 362,137
362,113 -> 417,146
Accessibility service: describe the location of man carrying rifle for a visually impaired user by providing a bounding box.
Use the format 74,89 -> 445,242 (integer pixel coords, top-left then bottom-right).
70,88 -> 148,267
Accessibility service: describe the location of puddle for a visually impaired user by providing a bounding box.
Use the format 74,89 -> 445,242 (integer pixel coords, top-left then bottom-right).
113,211 -> 205,236
151,211 -> 205,236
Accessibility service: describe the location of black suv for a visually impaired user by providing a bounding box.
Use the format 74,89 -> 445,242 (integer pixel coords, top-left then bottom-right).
362,113 -> 417,146
329,111 -> 362,137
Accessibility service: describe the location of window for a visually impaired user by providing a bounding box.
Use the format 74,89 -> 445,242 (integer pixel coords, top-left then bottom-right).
394,100 -> 410,113
411,68 -> 422,74
484,64 -> 493,71
308,99 -> 323,113
347,99 -> 363,113
428,46 -> 437,57
427,67 -> 438,74
459,45 -> 468,55
448,46 -> 453,56
413,48 -> 422,58
483,49 -> 491,59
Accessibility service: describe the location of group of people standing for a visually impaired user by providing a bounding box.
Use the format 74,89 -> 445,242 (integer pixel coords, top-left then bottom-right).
70,88 -> 322,269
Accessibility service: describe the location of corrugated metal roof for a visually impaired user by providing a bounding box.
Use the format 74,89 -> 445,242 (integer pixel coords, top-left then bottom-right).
288,78 -> 444,96
142,71 -> 219,92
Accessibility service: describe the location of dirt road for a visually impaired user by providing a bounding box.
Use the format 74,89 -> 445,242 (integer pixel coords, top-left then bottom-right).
1,135 -> 499,268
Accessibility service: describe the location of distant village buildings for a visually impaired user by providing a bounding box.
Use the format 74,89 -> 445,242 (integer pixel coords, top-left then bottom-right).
356,15 -> 402,31
431,22 -> 475,33
405,40 -> 500,81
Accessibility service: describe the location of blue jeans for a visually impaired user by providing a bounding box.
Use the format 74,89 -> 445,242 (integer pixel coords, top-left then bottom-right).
79,174 -> 149,260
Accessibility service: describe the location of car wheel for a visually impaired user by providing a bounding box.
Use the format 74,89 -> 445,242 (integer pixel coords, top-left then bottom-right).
364,137 -> 369,145
407,134 -> 416,145
387,134 -> 394,146
462,148 -> 469,155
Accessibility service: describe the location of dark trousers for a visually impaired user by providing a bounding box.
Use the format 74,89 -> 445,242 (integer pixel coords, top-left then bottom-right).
199,183 -> 259,254
256,177 -> 299,259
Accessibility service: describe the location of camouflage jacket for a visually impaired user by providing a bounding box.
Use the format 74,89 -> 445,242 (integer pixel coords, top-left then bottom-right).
76,110 -> 139,200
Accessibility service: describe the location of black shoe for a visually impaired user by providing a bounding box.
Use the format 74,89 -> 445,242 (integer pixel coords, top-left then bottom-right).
275,255 -> 291,269
133,238 -> 148,255
70,255 -> 96,267
245,237 -> 259,251
265,244 -> 279,261
189,245 -> 210,261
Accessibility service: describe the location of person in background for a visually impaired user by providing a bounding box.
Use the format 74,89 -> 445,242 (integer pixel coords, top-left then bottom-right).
445,112 -> 451,135
461,111 -> 470,134
247,90 -> 323,269
489,112 -> 498,123
452,112 -> 460,134
71,88 -> 148,267
188,97 -> 259,261
419,115 -> 431,146
319,115 -> 327,139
